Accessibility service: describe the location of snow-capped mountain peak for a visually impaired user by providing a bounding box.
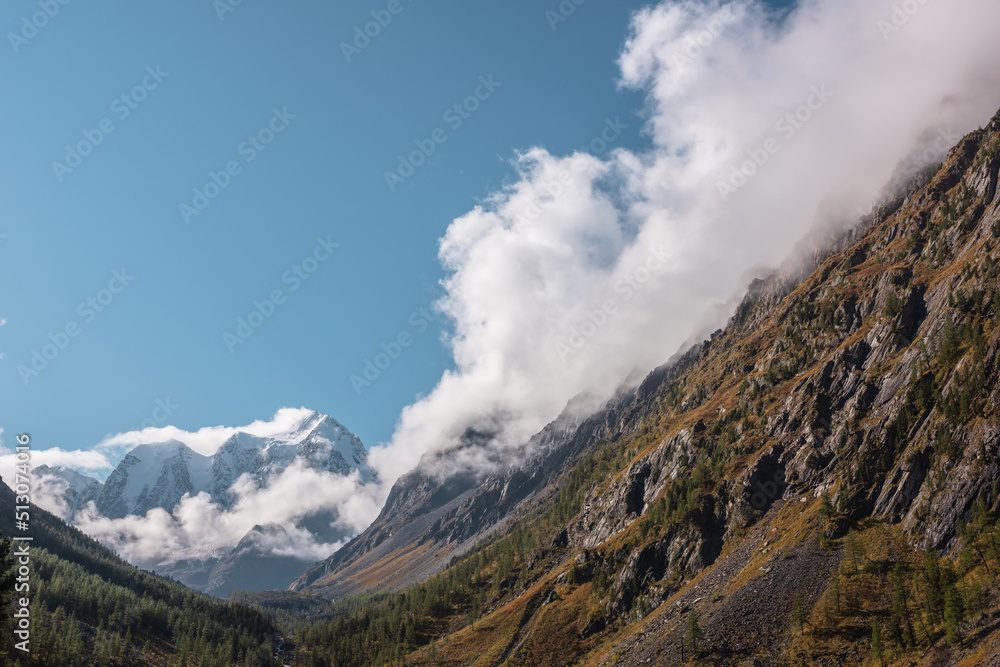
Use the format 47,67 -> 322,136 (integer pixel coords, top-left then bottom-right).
39,409 -> 372,595
89,412 -> 371,520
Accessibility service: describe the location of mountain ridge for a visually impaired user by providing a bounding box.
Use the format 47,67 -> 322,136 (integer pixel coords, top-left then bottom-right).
36,409 -> 372,596
291,109 -> 1000,666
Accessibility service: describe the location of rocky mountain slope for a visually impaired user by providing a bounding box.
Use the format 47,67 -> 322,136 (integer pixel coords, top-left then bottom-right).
289,364 -> 698,599
291,109 -> 1000,666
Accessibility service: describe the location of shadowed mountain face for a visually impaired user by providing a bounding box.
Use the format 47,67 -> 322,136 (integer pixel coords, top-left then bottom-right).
32,464 -> 104,518
290,113 -> 1000,665
203,524 -> 312,597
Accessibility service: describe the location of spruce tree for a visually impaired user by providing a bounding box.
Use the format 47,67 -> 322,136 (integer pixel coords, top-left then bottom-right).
845,530 -> 865,573
0,530 -> 14,601
686,609 -> 704,653
922,549 -> 944,623
820,492 -> 835,519
792,593 -> 808,634
970,582 -> 986,616
871,619 -> 885,666
965,512 -> 994,576
872,619 -> 885,665
824,573 -> 841,628
890,563 -> 915,647
944,582 -> 965,645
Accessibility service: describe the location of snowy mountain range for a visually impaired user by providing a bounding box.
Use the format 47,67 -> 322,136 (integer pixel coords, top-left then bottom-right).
95,411 -> 371,519
35,410 -> 373,596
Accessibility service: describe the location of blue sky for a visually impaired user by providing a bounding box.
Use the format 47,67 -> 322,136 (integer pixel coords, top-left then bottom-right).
0,0 -> 802,460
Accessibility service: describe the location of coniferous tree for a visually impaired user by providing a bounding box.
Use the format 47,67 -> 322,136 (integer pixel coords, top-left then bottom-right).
962,510 -> 994,576
944,579 -> 965,645
890,563 -> 915,647
820,493 -> 835,519
792,593 -> 808,634
0,530 -> 14,658
686,610 -> 704,653
824,573 -> 841,628
845,530 -> 865,573
871,619 -> 885,666
923,549 -> 944,624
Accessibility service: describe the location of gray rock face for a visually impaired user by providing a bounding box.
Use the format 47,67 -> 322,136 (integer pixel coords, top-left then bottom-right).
211,434 -> 261,506
291,353 -> 699,597
572,118 -> 1000,596
98,441 -> 202,520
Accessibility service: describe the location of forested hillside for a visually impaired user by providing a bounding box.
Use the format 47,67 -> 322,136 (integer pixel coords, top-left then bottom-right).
0,477 -> 280,666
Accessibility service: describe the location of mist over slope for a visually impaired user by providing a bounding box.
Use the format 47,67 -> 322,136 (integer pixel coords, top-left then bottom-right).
365,0 -> 1000,496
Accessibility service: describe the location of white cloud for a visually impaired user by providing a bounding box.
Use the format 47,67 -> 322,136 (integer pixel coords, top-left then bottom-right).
74,461 -> 378,566
1,408 -> 384,567
97,406 -> 318,459
0,446 -> 112,484
367,0 -> 1000,487
0,447 -> 113,519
